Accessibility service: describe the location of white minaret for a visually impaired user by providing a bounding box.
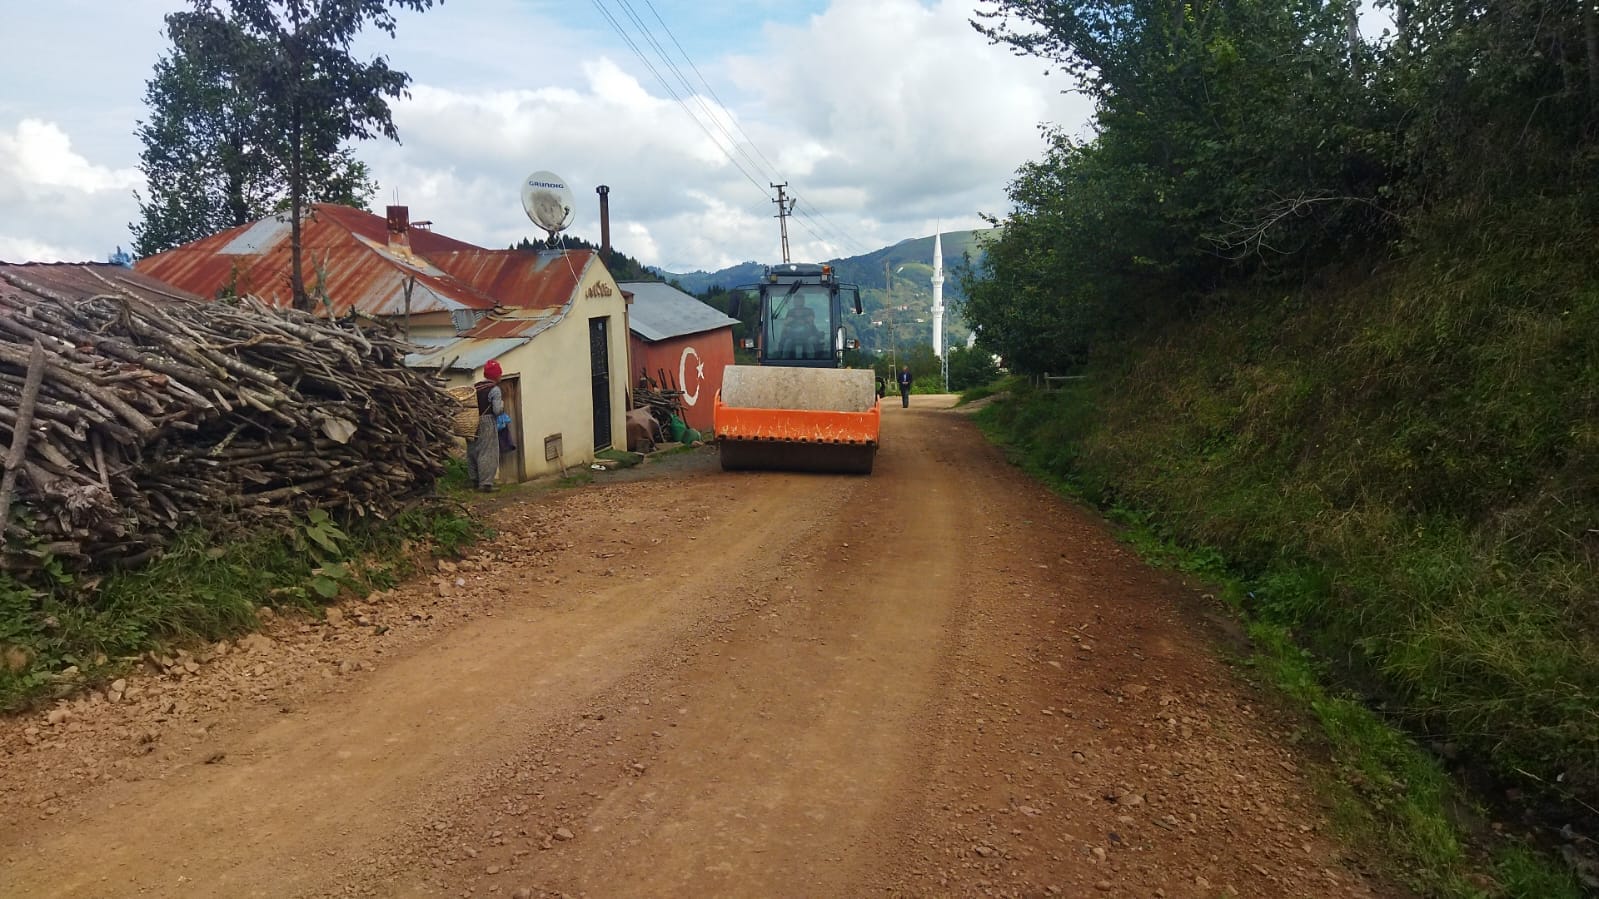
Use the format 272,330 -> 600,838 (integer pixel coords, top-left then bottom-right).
931,231 -> 945,357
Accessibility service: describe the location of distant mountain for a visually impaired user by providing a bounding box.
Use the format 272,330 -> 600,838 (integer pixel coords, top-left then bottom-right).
656,229 -> 993,296
656,261 -> 766,295
655,229 -> 996,356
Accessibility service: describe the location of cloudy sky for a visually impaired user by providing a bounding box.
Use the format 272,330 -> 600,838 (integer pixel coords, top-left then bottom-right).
0,0 -> 1092,272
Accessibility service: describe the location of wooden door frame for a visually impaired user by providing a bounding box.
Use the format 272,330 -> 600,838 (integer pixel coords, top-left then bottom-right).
496,374 -> 527,483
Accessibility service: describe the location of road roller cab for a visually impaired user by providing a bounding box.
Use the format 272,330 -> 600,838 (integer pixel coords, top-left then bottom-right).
714,264 -> 881,473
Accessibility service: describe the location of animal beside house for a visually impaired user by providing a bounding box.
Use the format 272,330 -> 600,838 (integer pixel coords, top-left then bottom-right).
626,406 -> 663,452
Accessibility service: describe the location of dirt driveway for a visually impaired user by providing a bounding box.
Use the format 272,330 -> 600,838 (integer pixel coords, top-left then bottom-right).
0,395 -> 1395,898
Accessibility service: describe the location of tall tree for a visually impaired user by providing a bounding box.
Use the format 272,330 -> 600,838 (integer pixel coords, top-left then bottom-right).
963,0 -> 1396,372
131,9 -> 376,259
137,1 -> 436,309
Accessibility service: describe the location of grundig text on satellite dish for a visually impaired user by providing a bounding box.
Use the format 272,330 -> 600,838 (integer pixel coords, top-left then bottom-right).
522,170 -> 576,236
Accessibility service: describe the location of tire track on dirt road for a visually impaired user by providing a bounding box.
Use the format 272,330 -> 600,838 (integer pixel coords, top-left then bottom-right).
864,401 -> 1395,898
461,404 -> 976,897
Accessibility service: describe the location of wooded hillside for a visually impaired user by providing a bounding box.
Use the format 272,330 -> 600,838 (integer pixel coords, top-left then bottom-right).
663,231 -> 993,358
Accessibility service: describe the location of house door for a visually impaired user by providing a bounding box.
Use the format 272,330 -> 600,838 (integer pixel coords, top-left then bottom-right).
589,317 -> 612,450
496,374 -> 526,483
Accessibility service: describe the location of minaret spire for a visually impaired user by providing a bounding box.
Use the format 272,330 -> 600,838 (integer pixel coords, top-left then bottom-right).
931,231 -> 945,358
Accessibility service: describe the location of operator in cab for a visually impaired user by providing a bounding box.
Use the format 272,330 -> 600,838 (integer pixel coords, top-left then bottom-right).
777,295 -> 824,359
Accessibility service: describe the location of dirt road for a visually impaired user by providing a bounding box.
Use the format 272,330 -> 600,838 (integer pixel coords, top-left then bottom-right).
0,396 -> 1394,898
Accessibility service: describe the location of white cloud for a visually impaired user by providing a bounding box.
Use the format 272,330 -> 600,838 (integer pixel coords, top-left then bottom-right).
1,119 -> 140,192
365,0 -> 1092,270
0,235 -> 78,265
0,119 -> 143,263
0,0 -> 1091,270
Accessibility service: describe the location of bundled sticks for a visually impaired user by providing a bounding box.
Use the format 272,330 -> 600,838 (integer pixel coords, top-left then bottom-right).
634,369 -> 687,432
0,268 -> 458,576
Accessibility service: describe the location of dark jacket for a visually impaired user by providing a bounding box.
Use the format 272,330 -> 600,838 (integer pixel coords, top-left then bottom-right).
475,380 -> 505,416
897,370 -> 912,388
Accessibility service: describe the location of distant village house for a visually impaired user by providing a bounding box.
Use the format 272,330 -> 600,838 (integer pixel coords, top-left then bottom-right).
135,203 -> 631,482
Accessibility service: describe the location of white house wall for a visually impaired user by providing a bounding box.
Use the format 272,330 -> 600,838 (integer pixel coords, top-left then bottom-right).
505,264 -> 629,477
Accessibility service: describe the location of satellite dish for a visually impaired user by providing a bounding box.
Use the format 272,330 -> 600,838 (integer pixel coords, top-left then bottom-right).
521,171 -> 576,241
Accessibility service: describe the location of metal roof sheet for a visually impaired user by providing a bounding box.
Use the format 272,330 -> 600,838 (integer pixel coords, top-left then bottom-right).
407,335 -> 458,348
404,337 -> 530,372
461,304 -> 567,341
620,280 -> 739,342
219,217 -> 292,255
134,204 -> 538,317
431,249 -> 594,310
0,262 -> 207,305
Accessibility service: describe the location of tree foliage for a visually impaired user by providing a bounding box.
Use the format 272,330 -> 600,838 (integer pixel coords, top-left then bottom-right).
133,0 -> 436,308
963,0 -> 1599,372
947,346 -> 1000,392
962,0 -> 1599,842
512,234 -> 658,282
132,8 -> 380,259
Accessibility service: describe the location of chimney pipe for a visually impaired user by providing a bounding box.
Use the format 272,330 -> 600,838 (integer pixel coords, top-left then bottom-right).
385,205 -> 411,255
596,185 -> 611,256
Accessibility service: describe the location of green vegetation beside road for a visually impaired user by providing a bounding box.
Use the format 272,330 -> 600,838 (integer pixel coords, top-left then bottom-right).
0,503 -> 488,713
973,298 -> 1591,894
956,0 -> 1599,890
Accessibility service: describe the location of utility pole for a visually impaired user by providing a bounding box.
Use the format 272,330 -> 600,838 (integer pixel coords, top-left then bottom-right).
771,182 -> 796,263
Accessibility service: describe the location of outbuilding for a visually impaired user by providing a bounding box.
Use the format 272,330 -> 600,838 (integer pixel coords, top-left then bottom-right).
136,204 -> 631,482
620,281 -> 738,434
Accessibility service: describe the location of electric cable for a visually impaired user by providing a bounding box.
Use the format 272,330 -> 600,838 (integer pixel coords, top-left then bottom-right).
588,0 -> 774,204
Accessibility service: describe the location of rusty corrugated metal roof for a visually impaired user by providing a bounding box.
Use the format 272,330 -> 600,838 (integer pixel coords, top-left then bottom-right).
133,204 -> 589,319
0,262 -> 207,305
431,249 -> 594,310
461,303 -> 567,341
404,337 -> 532,372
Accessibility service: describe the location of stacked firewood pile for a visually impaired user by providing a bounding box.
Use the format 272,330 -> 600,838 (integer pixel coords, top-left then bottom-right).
633,369 -> 688,433
0,269 -> 458,576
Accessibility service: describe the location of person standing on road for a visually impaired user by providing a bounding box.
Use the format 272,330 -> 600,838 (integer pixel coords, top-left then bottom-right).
897,365 -> 912,408
467,360 -> 505,492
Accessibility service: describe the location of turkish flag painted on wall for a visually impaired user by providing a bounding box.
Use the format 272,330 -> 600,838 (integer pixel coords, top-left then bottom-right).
630,328 -> 736,433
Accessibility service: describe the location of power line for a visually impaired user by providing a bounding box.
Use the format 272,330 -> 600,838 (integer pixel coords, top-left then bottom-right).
631,1 -> 873,257
591,0 -> 876,261
616,0 -> 777,187
641,0 -> 783,182
588,0 -> 772,204
790,195 -> 872,258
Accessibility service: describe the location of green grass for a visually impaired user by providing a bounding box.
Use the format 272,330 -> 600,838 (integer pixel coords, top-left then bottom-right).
648,442 -> 700,458
438,456 -> 473,492
955,376 -> 1013,406
967,223 -> 1599,814
596,448 -> 644,469
0,502 -> 489,712
975,382 -> 1584,897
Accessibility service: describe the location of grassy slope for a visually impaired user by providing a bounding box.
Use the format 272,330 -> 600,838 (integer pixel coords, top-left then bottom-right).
972,211 -> 1597,895
0,493 -> 487,711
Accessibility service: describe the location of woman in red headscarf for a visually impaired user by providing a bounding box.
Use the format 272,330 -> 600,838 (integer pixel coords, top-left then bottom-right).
466,359 -> 505,492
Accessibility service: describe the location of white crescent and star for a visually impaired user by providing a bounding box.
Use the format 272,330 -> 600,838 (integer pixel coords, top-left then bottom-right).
678,346 -> 705,406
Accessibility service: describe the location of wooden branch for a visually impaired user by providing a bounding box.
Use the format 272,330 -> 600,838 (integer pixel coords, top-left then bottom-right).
0,280 -> 460,577
0,341 -> 47,546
